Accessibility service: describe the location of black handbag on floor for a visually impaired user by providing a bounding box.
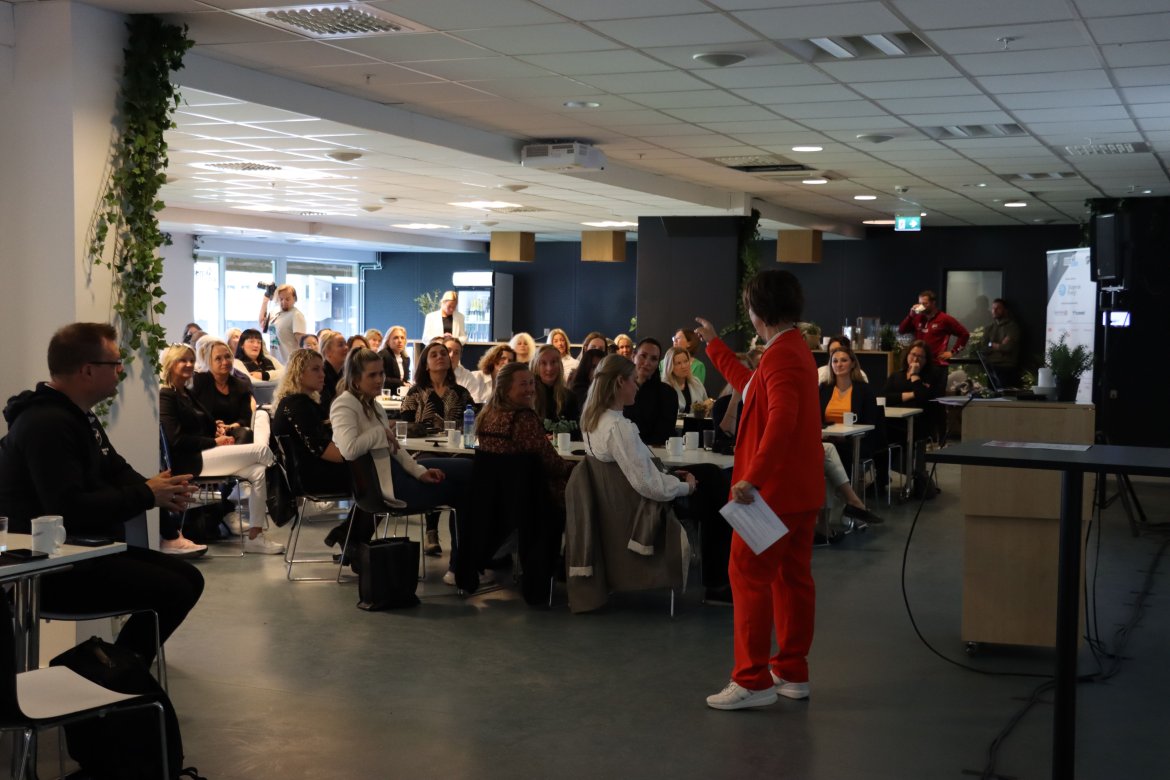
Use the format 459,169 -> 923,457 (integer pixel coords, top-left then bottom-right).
357,537 -> 421,610
50,637 -> 188,779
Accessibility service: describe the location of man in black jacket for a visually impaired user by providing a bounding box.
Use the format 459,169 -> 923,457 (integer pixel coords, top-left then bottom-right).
623,338 -> 678,446
0,323 -> 203,663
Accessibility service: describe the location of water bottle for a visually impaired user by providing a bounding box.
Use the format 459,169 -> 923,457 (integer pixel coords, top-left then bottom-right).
462,405 -> 476,448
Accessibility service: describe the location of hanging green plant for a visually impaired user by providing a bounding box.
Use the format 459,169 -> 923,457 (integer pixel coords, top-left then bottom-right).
87,16 -> 192,384
722,209 -> 761,343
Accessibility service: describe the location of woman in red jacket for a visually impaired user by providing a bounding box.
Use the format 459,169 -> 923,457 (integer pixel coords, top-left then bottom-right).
695,270 -> 825,711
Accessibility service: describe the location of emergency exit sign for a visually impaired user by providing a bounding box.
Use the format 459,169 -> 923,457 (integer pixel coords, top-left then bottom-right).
895,215 -> 921,232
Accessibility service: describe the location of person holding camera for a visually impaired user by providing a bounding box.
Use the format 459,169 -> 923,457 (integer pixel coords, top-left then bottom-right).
258,282 -> 307,362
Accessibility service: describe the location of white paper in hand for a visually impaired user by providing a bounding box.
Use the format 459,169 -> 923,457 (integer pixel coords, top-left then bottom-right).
719,487 -> 788,554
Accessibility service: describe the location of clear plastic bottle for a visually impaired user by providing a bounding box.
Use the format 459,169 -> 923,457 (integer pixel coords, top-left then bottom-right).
462,405 -> 476,447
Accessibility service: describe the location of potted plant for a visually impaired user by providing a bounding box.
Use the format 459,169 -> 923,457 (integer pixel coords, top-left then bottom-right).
1045,334 -> 1093,402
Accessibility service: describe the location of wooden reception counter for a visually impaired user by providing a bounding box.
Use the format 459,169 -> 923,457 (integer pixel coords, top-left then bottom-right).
958,400 -> 1095,648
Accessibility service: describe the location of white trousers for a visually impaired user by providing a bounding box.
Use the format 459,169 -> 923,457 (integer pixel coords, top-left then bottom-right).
823,443 -> 847,526
200,443 -> 274,528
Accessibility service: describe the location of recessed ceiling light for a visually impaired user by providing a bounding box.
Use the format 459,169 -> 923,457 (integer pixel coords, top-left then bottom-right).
449,200 -> 522,210
1142,188 -> 1153,194
855,133 -> 894,144
802,178 -> 828,185
791,145 -> 823,153
854,195 -> 877,201
478,220 -> 499,227
920,212 -> 927,217
1004,201 -> 1027,208
360,205 -> 381,213
692,52 -> 747,67
380,196 -> 398,204
563,100 -> 601,109
582,220 -> 637,228
392,223 -> 449,230
863,219 -> 896,225
326,150 -> 362,162
498,184 -> 528,192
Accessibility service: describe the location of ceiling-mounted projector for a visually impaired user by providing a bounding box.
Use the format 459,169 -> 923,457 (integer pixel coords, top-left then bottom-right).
521,141 -> 606,172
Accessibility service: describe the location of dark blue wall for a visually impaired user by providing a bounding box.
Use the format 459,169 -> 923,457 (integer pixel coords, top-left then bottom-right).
364,241 -> 638,343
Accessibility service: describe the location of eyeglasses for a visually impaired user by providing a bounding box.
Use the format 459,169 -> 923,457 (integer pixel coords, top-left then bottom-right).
90,360 -> 124,368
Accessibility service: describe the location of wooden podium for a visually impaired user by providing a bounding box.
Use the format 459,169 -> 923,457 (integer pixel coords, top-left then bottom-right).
958,400 -> 1095,648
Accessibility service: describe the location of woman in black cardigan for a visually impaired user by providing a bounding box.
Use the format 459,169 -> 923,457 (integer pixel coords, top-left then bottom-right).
379,325 -> 411,391
883,340 -> 944,496
191,340 -> 256,441
818,345 -> 886,484
160,344 -> 282,554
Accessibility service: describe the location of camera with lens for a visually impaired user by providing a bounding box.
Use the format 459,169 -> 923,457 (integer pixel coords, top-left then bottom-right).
257,281 -> 277,298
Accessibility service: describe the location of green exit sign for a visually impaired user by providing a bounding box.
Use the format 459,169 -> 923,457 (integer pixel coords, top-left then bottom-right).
895,215 -> 921,231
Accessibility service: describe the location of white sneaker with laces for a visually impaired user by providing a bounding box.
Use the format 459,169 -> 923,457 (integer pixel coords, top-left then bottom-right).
706,680 -> 777,710
222,511 -> 245,536
244,532 -> 284,555
770,671 -> 810,700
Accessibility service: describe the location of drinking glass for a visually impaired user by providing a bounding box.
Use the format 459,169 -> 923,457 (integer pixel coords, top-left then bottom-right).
0,516 -> 7,552
395,420 -> 408,442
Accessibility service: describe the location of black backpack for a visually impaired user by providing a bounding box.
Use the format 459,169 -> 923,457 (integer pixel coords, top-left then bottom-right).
50,637 -> 197,779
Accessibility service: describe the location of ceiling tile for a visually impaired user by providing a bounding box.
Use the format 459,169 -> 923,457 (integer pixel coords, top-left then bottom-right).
999,89 -> 1121,109
639,42 -> 801,69
877,95 -> 999,114
200,41 -> 381,70
732,84 -> 861,104
1013,105 -> 1132,122
1101,41 -> 1170,68
697,63 -> 833,89
733,2 -> 906,39
779,100 -> 889,119
175,12 -> 303,45
622,90 -> 750,109
852,78 -> 983,99
1029,119 -> 1140,135
923,21 -> 1089,55
1122,85 -> 1170,104
699,119 -> 804,134
368,0 -> 562,28
809,117 -> 913,131
530,0 -> 711,21
587,13 -> 759,48
1073,0 -> 1170,16
661,105 -> 779,123
454,23 -> 619,55
578,70 -> 712,93
362,81 -> 497,104
461,76 -> 603,99
331,33 -> 491,62
975,70 -> 1112,92
1087,13 -> 1170,45
818,58 -> 963,83
281,63 -> 441,90
406,57 -> 554,81
902,111 -> 1016,125
516,50 -> 668,75
954,47 -> 1101,76
890,0 -> 1075,29
1113,65 -> 1170,87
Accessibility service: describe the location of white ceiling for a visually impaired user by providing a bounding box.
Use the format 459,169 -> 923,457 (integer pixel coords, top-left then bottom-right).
72,0 -> 1170,248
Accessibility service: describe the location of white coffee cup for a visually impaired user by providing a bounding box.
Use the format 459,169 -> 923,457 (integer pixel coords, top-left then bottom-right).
446,429 -> 462,448
684,431 -> 699,450
876,396 -> 886,407
820,336 -> 831,349
842,412 -> 858,426
667,436 -> 685,457
556,432 -> 571,451
863,338 -> 875,350
31,515 -> 66,555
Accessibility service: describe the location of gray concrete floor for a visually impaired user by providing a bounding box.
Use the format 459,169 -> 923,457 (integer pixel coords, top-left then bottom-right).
21,465 -> 1170,779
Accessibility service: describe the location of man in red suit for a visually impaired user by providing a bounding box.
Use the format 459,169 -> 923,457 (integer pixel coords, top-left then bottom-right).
695,270 -> 825,710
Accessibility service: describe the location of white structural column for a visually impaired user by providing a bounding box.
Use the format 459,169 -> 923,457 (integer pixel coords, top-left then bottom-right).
0,1 -> 161,528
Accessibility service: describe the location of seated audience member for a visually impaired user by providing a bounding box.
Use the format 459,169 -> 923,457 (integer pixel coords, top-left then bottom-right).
379,325 -> 411,392
271,349 -> 349,533
622,338 -> 678,446
182,322 -> 203,345
347,334 -> 370,352
299,333 -> 319,352
365,328 -> 383,353
548,328 -> 578,374
477,361 -> 575,507
445,337 -> 482,401
234,327 -> 284,382
613,333 -> 634,359
329,349 -> 476,579
819,344 -> 885,485
319,331 -> 348,411
569,348 -> 607,411
662,346 -> 708,414
475,343 -> 517,403
580,355 -> 732,601
316,327 -> 335,345
533,344 -> 580,434
509,332 -> 537,365
0,322 -> 204,662
883,340 -> 944,497
578,331 -> 609,358
225,327 -> 242,356
672,328 -> 707,383
400,341 -> 474,556
192,339 -> 260,445
160,344 -> 284,554
823,443 -> 882,527
817,334 -> 868,384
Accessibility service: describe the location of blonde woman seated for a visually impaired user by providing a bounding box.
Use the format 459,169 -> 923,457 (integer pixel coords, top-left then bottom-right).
613,333 -> 634,359
159,344 -> 283,554
474,343 -> 517,404
662,346 -> 708,414
364,328 -> 383,352
580,356 -> 733,600
329,348 -> 475,576
548,328 -> 578,374
532,344 -> 580,434
509,332 -> 537,365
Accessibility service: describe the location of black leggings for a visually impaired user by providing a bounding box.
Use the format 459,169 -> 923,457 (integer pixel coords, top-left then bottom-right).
672,463 -> 732,588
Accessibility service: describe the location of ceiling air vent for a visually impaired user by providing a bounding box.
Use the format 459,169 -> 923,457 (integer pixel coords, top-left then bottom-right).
488,206 -> 547,214
236,4 -> 428,39
920,124 -> 1026,140
782,32 -> 934,62
204,162 -> 283,172
1063,142 -> 1150,156
707,155 -> 814,174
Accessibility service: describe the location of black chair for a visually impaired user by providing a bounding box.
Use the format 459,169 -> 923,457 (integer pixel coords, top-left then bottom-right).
470,450 -> 561,606
345,453 -> 457,585
273,435 -> 354,582
0,595 -> 170,779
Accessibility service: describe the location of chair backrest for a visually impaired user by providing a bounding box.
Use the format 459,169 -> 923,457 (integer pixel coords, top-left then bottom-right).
272,435 -> 307,497
348,452 -> 394,515
0,592 -> 24,723
472,449 -> 550,530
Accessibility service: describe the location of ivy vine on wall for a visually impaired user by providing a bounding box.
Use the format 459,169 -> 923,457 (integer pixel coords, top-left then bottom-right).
87,16 -> 192,382
722,209 -> 762,344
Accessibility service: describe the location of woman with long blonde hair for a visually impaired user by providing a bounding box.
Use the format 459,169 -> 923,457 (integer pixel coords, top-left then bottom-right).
532,344 -> 579,432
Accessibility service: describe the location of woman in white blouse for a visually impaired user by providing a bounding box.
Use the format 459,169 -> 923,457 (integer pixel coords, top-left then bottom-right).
548,328 -> 578,374
580,355 -> 732,601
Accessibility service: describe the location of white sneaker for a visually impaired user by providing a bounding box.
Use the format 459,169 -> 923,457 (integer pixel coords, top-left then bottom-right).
160,537 -> 207,558
442,570 -> 456,586
222,511 -> 245,536
244,533 -> 285,555
770,671 -> 810,700
706,680 -> 777,711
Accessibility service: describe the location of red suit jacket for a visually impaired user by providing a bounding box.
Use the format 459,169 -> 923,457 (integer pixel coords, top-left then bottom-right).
707,331 -> 824,517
